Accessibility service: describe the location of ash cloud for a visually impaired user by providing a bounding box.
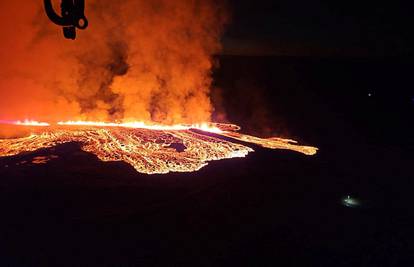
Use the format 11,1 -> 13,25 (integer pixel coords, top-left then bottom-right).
0,0 -> 227,124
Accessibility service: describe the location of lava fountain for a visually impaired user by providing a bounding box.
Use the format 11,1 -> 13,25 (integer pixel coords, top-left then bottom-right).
0,121 -> 317,174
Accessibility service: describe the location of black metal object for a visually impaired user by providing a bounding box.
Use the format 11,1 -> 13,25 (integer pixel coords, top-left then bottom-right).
44,0 -> 88,40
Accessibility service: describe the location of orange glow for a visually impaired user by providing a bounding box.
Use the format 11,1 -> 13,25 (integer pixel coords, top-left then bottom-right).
15,120 -> 50,127
0,0 -> 228,124
1,120 -> 50,127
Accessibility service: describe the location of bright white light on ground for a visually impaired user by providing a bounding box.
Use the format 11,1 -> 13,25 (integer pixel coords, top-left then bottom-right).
342,195 -> 360,208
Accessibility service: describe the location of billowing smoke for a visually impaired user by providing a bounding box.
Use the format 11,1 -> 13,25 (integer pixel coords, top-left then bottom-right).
0,0 -> 227,124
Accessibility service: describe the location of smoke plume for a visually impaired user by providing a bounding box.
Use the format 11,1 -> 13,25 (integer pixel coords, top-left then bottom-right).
0,0 -> 227,124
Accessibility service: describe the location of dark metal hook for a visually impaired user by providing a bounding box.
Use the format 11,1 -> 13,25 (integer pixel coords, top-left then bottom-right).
44,0 -> 88,39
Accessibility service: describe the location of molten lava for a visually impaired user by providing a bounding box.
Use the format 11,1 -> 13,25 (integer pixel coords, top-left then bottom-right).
0,121 -> 317,174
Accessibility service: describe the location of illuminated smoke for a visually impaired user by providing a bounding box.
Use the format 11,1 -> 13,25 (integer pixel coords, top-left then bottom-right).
0,0 -> 227,124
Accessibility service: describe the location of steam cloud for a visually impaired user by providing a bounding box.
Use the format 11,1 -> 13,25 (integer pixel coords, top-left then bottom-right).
0,0 -> 227,124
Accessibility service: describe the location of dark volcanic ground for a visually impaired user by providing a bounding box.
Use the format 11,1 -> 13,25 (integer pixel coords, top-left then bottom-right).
1,56 -> 413,266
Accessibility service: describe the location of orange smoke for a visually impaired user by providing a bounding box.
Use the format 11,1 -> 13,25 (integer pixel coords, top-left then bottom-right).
0,0 -> 227,124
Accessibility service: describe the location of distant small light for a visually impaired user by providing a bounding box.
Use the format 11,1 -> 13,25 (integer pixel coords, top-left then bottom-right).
342,195 -> 361,208
368,93 -> 372,97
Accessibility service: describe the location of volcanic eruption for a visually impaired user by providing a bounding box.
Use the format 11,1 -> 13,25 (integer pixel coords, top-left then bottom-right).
0,0 -> 317,174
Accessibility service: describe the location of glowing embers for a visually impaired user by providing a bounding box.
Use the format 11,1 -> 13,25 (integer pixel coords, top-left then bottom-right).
0,123 -> 318,174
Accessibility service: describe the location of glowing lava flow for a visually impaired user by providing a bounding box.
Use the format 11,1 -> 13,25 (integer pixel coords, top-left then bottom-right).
0,121 -> 317,174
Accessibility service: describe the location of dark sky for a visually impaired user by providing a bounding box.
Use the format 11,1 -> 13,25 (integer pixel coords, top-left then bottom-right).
223,0 -> 412,57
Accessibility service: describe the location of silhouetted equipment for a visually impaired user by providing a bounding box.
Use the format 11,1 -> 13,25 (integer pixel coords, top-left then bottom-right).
44,0 -> 88,40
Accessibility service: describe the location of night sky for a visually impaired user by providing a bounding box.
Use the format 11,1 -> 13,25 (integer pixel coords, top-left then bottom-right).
223,0 -> 412,57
